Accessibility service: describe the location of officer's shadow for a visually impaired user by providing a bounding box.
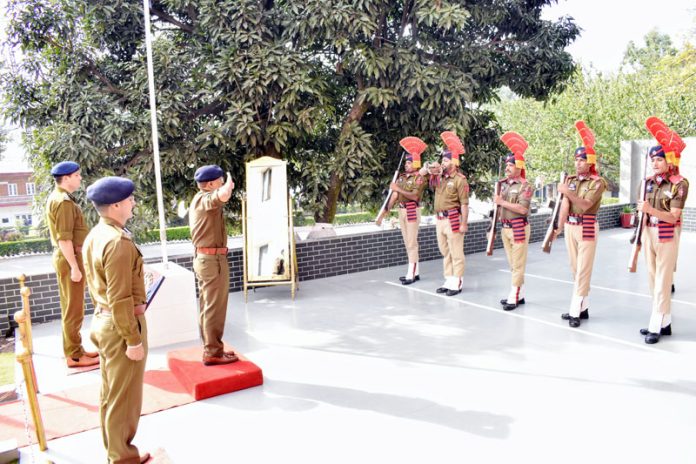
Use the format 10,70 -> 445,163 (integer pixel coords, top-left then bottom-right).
226,379 -> 513,439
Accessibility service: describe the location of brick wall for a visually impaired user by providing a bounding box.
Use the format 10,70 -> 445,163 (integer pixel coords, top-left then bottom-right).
0,203 -> 636,334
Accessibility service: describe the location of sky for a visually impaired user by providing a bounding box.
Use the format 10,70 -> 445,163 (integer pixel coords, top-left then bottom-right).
542,0 -> 696,73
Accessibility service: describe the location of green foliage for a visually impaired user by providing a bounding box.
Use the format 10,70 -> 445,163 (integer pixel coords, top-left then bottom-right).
0,352 -> 14,386
2,0 -> 579,224
493,30 -> 696,190
0,238 -> 52,257
138,226 -> 191,243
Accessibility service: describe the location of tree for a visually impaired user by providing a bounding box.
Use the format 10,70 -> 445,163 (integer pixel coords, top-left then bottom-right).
1,0 -> 579,227
493,31 -> 696,190
622,30 -> 677,70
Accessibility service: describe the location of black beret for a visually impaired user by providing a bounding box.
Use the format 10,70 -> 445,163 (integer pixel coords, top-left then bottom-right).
50,161 -> 80,176
194,165 -> 224,182
86,177 -> 135,205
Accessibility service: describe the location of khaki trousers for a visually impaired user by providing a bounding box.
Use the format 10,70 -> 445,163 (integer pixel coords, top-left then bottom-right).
399,208 -> 420,263
90,312 -> 147,464
53,249 -> 86,359
564,223 -> 599,297
643,226 -> 678,315
194,253 -> 230,357
436,217 -> 465,277
501,224 -> 530,287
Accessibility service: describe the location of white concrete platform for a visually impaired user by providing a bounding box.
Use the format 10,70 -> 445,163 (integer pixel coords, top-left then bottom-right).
13,228 -> 696,464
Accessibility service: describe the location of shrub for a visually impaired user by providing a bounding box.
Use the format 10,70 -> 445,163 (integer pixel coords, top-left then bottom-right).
0,238 -> 52,257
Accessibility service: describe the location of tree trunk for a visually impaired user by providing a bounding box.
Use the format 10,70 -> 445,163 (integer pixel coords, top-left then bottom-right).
315,96 -> 369,223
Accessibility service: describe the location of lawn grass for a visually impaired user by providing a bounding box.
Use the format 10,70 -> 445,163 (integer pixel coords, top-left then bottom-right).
0,352 -> 15,386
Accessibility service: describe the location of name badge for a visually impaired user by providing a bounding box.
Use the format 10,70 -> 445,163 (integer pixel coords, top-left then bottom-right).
663,190 -> 673,199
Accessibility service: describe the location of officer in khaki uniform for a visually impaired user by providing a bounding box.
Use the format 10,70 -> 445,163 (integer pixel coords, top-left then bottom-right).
83,177 -> 151,464
432,137 -> 469,296
637,145 -> 688,344
495,150 -> 534,311
46,161 -> 99,368
376,138 -> 429,284
555,145 -> 607,328
189,165 -> 238,365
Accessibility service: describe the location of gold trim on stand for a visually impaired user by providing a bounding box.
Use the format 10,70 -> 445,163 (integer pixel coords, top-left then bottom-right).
14,274 -> 47,451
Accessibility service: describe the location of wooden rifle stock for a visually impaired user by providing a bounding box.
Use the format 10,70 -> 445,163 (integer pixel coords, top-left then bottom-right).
542,172 -> 567,253
486,180 -> 502,256
628,179 -> 648,272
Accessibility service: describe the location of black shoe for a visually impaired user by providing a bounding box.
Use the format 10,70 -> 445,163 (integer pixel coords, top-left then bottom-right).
561,309 -> 589,321
645,332 -> 660,344
568,317 -> 581,328
639,325 -> 672,336
499,298 -> 525,306
400,275 -> 420,283
671,284 -> 675,293
445,289 -> 462,296
436,287 -> 448,294
401,278 -> 415,285
502,303 -> 518,311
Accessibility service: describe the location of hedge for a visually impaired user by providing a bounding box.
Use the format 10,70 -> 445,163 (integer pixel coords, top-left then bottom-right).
0,238 -> 52,257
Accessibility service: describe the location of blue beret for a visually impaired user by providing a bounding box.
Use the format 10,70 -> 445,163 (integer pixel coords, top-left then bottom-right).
194,165 -> 224,182
648,145 -> 665,158
86,177 -> 135,205
50,161 -> 80,176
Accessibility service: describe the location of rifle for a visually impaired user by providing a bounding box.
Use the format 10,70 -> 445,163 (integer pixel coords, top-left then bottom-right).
628,153 -> 650,272
541,171 -> 567,253
486,159 -> 503,256
375,151 -> 406,224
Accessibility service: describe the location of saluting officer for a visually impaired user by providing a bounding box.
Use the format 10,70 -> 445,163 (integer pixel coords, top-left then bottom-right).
495,143 -> 534,311
46,161 -> 99,368
555,126 -> 607,328
83,177 -> 151,464
638,145 -> 688,343
376,137 -> 429,284
189,165 -> 238,365
432,132 -> 469,296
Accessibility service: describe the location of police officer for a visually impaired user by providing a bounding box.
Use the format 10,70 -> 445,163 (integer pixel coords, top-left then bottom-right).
637,145 -> 688,343
189,165 -> 238,365
495,151 -> 534,311
432,144 -> 469,296
83,177 -> 151,464
46,161 -> 99,368
376,144 -> 429,284
555,143 -> 607,328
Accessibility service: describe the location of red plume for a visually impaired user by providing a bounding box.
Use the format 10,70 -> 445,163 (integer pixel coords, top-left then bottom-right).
439,131 -> 466,156
645,116 -> 686,154
399,136 -> 427,157
500,131 -> 528,157
574,121 -> 595,151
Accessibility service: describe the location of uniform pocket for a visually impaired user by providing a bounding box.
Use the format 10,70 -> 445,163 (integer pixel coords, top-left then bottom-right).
194,255 -> 219,280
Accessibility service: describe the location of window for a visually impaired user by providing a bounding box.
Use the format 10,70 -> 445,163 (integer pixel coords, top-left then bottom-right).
8,184 -> 18,196
26,183 -> 35,195
1,218 -> 8,224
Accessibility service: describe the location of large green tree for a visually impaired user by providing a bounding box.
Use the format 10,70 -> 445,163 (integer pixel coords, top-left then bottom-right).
494,31 -> 696,190
1,0 -> 579,226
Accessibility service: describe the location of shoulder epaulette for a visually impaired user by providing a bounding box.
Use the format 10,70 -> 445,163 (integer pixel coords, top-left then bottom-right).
669,174 -> 684,184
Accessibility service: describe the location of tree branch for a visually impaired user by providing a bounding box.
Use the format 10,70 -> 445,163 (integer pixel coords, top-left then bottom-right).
151,7 -> 194,33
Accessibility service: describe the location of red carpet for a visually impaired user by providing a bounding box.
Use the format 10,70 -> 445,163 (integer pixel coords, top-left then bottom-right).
167,346 -> 264,400
0,369 -> 194,447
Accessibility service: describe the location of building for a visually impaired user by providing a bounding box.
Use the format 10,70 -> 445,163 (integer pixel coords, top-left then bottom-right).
0,130 -> 37,228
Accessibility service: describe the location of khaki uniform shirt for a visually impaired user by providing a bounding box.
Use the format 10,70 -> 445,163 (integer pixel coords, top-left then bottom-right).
500,178 -> 534,220
189,190 -> 227,248
396,171 -> 428,203
645,175 -> 689,213
565,175 -> 607,215
434,171 -> 469,212
83,218 -> 146,346
46,186 -> 89,248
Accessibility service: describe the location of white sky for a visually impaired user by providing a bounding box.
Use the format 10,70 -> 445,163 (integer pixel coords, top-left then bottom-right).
542,0 -> 696,73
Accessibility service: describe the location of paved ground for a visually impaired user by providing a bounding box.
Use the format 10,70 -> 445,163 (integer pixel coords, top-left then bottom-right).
11,227 -> 696,463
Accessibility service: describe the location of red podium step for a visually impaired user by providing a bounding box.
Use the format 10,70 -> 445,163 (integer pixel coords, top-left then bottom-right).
167,346 -> 263,401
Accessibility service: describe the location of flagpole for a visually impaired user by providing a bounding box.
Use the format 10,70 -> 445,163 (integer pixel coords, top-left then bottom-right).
142,0 -> 168,267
